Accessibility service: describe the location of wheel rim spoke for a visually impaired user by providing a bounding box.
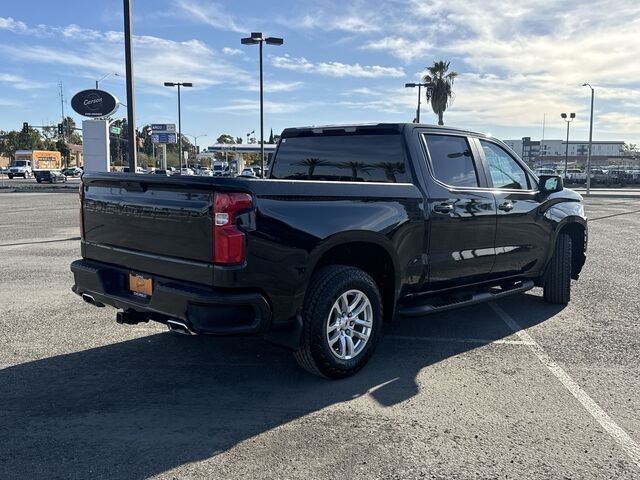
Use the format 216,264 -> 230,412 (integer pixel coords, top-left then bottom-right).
326,289 -> 373,361
352,330 -> 368,340
338,335 -> 346,357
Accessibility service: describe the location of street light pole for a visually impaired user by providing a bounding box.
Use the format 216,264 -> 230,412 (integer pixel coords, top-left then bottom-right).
583,84 -> 595,194
163,81 -> 193,173
561,112 -> 575,178
241,32 -> 283,178
405,82 -> 434,123
96,72 -> 119,89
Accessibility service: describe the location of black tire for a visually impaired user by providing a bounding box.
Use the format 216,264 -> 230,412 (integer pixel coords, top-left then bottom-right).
543,234 -> 572,304
294,265 -> 383,379
7,174 -> 13,180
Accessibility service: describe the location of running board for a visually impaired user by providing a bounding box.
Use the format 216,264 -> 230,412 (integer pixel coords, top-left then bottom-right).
398,280 -> 535,317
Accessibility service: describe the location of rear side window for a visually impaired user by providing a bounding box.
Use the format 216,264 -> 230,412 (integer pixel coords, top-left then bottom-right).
270,133 -> 410,183
423,134 -> 479,188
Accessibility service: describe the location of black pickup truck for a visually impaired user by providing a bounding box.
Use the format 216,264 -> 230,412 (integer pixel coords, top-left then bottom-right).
72,123 -> 587,378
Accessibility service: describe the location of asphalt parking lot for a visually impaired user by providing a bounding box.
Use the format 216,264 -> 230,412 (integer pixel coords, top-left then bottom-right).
0,191 -> 638,479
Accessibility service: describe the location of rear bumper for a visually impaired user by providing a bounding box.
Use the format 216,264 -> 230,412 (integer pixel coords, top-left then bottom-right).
71,259 -> 271,335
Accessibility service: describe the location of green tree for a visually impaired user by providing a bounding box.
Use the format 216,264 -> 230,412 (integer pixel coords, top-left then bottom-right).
56,139 -> 70,166
0,128 -> 43,157
62,116 -> 82,144
268,129 -> 274,144
216,134 -> 236,144
423,60 -> 458,126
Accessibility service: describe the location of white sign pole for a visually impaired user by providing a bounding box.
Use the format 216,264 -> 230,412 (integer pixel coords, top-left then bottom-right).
82,119 -> 110,172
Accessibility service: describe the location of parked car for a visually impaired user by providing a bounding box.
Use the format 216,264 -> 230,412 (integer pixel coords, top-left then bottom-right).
563,169 -> 586,184
62,167 -> 83,177
152,169 -> 172,176
179,168 -> 195,176
72,123 -> 587,378
534,168 -> 556,177
199,168 -> 214,177
240,168 -> 257,178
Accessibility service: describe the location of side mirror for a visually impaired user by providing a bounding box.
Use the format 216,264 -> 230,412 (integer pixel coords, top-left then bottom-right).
538,174 -> 564,194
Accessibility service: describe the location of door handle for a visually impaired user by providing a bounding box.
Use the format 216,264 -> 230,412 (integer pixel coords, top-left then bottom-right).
433,203 -> 454,214
498,201 -> 514,212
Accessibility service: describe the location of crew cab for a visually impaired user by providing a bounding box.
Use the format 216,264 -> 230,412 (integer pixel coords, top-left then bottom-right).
71,124 -> 587,378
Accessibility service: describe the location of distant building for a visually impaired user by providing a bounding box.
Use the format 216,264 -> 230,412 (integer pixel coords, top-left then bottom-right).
503,137 -> 625,166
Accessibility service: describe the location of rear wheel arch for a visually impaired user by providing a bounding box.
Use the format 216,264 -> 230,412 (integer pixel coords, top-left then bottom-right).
306,238 -> 398,323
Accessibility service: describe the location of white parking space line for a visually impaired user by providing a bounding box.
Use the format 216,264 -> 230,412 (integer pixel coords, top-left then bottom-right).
490,302 -> 640,469
387,335 -> 534,346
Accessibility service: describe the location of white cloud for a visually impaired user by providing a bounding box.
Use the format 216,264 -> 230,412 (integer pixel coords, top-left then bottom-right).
202,99 -> 308,115
272,55 -> 404,78
245,81 -> 304,93
0,26 -> 251,91
0,17 -> 27,33
364,37 -> 432,64
0,73 -> 49,90
222,47 -> 243,56
176,0 -> 245,33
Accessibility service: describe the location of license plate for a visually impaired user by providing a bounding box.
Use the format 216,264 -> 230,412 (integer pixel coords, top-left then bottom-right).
129,273 -> 152,297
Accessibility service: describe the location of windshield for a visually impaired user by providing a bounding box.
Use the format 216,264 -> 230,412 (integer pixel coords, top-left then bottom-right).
12,160 -> 27,167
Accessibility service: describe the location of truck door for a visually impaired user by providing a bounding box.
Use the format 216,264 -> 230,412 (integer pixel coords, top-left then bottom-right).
420,133 -> 497,289
475,138 -> 547,277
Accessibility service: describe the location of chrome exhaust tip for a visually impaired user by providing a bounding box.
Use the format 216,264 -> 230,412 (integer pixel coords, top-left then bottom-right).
82,293 -> 105,307
167,319 -> 195,335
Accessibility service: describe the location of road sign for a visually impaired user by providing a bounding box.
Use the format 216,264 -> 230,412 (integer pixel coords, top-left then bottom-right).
151,124 -> 176,133
151,133 -> 177,144
110,126 -> 121,135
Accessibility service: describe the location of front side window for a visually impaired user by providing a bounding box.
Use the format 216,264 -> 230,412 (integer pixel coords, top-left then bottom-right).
270,133 -> 409,183
481,140 -> 529,190
423,134 -> 479,188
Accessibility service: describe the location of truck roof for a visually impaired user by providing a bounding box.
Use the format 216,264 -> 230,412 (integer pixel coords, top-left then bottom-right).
280,123 -> 493,139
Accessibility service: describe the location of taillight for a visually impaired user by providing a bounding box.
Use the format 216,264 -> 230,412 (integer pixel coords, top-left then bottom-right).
79,182 -> 85,238
213,192 -> 252,265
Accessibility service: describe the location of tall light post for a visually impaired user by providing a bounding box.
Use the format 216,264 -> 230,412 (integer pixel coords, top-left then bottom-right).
241,32 -> 283,178
404,82 -> 433,123
163,81 -> 192,172
561,112 -> 576,178
96,72 -> 119,89
582,84 -> 595,194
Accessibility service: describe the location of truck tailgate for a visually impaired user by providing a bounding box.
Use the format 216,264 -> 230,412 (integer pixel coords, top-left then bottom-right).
82,176 -> 215,285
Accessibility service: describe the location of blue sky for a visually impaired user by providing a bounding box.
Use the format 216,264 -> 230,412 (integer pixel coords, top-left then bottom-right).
1,0 -> 639,147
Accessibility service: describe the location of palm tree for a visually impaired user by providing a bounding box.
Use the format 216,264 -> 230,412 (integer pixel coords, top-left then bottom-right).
423,60 -> 458,126
293,157 -> 331,179
374,162 -> 405,182
337,161 -> 374,181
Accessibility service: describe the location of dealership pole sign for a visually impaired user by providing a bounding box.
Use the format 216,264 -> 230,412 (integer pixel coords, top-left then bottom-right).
71,89 -> 119,118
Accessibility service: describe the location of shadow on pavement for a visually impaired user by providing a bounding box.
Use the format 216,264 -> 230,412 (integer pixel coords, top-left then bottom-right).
0,292 -> 563,479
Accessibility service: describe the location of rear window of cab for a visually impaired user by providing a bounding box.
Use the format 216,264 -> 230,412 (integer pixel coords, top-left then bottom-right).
270,133 -> 410,183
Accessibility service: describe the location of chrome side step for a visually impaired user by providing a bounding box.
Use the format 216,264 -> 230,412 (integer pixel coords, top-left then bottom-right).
398,280 -> 535,317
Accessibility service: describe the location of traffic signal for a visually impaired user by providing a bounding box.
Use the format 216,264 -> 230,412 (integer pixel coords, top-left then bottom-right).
22,122 -> 29,133
57,123 -> 64,135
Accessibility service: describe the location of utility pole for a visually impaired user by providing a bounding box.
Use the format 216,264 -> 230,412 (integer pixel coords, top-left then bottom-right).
58,81 -> 67,167
123,0 -> 137,171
